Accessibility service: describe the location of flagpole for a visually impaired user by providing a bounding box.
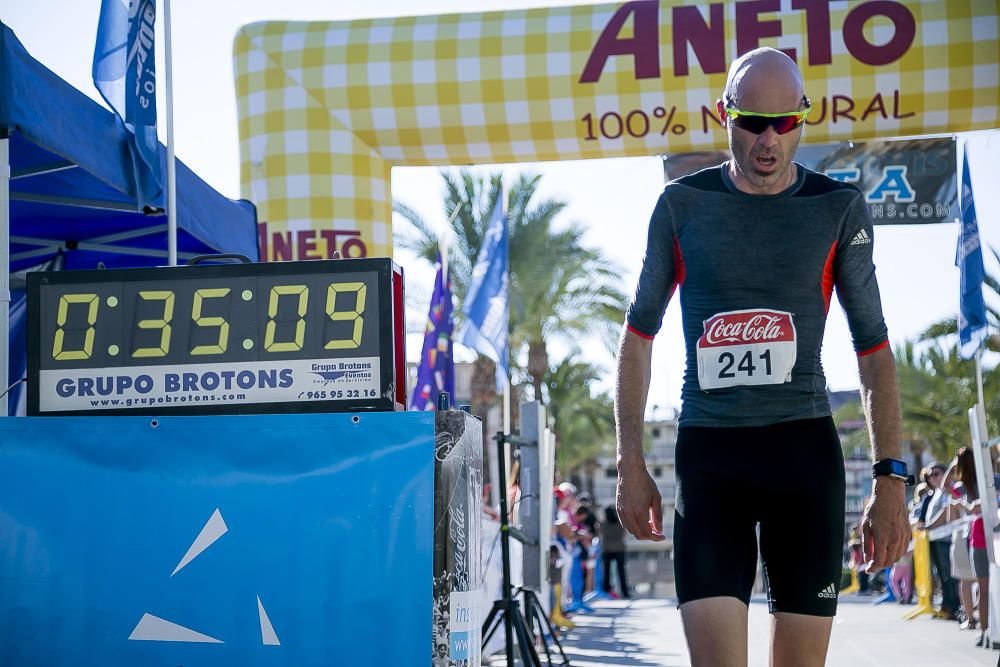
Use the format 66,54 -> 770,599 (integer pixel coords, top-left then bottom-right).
163,0 -> 177,266
503,376 -> 511,435
500,177 -> 511,437
441,203 -> 462,285
976,349 -> 986,414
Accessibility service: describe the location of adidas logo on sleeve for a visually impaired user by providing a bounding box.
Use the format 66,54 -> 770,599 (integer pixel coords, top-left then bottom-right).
850,229 -> 871,246
817,583 -> 838,599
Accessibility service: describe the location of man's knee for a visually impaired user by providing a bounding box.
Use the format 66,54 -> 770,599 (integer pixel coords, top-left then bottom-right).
680,597 -> 748,667
771,612 -> 834,667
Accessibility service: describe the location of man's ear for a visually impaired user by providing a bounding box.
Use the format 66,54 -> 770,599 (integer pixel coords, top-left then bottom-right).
716,99 -> 727,127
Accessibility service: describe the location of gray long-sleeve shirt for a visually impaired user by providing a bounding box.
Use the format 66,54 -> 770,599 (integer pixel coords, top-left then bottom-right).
626,163 -> 888,428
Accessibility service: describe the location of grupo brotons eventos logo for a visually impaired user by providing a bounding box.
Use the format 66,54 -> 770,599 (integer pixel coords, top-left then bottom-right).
311,361 -> 374,386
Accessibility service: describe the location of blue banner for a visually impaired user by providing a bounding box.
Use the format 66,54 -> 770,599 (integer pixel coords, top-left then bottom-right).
93,0 -> 162,207
0,412 -> 434,666
411,254 -> 455,410
957,150 -> 988,359
457,196 -> 509,390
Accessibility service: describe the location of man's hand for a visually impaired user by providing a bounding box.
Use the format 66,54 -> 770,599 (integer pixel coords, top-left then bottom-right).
616,463 -> 664,542
861,478 -> 909,572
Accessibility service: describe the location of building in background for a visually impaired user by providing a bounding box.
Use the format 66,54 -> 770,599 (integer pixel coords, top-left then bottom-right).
590,415 -> 679,597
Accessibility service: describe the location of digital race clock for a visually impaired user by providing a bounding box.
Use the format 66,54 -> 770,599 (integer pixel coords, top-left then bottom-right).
26,258 -> 406,415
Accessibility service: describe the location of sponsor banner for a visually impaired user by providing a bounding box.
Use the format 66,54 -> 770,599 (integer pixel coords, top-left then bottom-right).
697,309 -> 796,390
0,412 -> 434,665
235,1 -> 998,259
663,137 -> 959,225
38,357 -> 380,412
432,410 -> 484,667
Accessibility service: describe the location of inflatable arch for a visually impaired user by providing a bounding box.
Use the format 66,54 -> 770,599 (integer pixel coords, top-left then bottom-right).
234,0 -> 999,261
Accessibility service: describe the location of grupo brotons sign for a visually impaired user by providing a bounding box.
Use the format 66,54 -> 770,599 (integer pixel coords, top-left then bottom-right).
234,1 -> 1000,261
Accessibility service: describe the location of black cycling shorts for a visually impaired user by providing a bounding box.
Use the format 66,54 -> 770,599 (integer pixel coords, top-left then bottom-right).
673,416 -> 845,617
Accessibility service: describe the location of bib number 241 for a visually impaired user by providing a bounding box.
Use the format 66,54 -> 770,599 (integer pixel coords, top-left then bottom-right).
696,309 -> 796,390
718,349 -> 772,379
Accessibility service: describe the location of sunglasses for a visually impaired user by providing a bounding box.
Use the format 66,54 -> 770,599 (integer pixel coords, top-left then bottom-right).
722,96 -> 811,135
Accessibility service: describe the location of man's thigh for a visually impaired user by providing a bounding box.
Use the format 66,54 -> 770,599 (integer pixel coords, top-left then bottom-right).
673,426 -> 761,606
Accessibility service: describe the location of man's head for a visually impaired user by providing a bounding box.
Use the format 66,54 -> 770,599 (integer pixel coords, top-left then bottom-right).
717,48 -> 808,195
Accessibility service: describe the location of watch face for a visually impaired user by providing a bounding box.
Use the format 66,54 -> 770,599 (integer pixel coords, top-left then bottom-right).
888,460 -> 907,477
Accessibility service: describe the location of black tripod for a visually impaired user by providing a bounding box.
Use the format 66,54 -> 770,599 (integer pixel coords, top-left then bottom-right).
517,586 -> 571,666
481,432 -> 544,666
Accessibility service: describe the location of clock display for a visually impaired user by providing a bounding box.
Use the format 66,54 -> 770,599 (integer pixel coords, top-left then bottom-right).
27,258 -> 405,415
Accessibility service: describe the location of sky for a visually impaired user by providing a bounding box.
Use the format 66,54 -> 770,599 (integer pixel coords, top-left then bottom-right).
5,0 -> 1000,416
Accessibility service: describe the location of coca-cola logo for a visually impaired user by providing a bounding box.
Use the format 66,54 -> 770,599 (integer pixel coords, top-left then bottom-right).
700,311 -> 794,346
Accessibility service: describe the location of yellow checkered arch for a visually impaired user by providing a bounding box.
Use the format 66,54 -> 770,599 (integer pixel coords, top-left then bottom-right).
234,0 -> 1000,261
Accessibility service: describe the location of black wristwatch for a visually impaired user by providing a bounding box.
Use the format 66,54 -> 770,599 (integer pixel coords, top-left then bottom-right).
872,458 -> 915,486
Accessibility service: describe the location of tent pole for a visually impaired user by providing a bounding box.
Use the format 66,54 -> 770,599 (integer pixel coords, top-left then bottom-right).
164,0 -> 178,266
0,136 -> 10,416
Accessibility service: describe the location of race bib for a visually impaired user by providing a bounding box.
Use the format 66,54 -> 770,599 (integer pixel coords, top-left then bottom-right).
696,309 -> 797,390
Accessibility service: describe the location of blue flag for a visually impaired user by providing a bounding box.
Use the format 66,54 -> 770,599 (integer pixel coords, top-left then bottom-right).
410,254 -> 455,410
93,0 -> 162,207
957,150 -> 989,359
458,196 -> 510,390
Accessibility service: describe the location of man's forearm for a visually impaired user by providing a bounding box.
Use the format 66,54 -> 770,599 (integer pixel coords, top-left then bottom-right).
857,345 -> 902,462
615,327 -> 654,470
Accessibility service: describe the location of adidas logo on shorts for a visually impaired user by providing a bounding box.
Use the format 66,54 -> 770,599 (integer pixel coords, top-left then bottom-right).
817,583 -> 838,599
850,229 -> 871,246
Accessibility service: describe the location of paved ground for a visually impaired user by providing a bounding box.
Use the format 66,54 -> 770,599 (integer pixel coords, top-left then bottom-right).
535,596 -> 1000,667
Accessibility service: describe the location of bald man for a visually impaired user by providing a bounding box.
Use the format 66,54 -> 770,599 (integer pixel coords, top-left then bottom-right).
614,48 -> 910,666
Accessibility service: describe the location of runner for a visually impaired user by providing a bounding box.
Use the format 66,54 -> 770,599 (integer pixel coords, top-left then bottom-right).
614,47 -> 911,667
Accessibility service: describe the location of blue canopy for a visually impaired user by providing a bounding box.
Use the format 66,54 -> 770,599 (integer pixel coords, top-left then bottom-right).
0,21 -> 259,413
0,20 -> 258,270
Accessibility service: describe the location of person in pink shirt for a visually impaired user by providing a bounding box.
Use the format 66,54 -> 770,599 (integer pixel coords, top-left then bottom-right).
954,447 -> 993,648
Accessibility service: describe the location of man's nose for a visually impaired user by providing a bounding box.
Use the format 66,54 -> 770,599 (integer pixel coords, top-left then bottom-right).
756,125 -> 781,148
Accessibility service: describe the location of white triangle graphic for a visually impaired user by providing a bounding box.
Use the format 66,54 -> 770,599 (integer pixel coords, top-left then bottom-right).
128,613 -> 223,643
172,508 -> 228,576
257,595 -> 281,646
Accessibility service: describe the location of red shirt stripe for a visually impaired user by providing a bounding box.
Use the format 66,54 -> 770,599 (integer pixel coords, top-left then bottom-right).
857,339 -> 889,357
821,241 -> 836,314
627,323 -> 654,340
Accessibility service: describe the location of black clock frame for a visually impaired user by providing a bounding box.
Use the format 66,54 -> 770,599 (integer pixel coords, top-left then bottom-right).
26,258 -> 405,416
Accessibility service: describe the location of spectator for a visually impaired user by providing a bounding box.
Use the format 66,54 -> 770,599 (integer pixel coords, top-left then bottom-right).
576,492 -> 598,535
920,461 -> 960,620
600,505 -> 630,598
556,482 -> 577,524
954,447 -> 992,647
909,481 -> 930,525
552,487 -> 576,615
576,492 -> 599,595
948,470 -> 977,630
572,505 -> 595,605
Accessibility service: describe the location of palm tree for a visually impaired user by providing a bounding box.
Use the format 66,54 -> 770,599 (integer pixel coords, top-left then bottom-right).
545,354 -> 616,484
394,169 -> 627,410
506,172 -> 627,402
395,171 -> 503,432
891,340 -> 1000,462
